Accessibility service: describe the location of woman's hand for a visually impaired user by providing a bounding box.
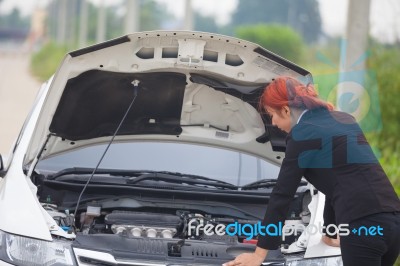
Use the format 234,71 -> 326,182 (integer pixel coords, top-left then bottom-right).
321,235 -> 340,247
223,247 -> 268,266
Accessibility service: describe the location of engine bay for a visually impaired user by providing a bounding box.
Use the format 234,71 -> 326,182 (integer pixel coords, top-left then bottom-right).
31,166 -> 314,263
39,188 -> 312,256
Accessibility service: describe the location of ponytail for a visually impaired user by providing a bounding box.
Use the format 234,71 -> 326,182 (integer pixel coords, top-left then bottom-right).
260,76 -> 334,112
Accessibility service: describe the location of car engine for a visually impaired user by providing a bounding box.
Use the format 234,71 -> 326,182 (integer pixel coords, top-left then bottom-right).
43,204 -> 310,248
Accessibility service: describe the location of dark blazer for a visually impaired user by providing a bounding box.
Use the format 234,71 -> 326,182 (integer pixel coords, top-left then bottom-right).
257,108 -> 400,250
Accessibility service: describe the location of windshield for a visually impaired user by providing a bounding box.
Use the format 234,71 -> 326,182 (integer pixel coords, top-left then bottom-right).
36,142 -> 280,186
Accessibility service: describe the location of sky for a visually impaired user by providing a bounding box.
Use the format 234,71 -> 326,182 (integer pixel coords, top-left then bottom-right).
0,0 -> 399,44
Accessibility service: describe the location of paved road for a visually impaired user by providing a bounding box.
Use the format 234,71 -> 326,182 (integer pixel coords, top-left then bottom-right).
0,44 -> 41,156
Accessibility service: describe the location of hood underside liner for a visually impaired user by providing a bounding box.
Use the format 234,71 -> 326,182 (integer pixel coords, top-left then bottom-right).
49,70 -> 273,142
50,71 -> 187,141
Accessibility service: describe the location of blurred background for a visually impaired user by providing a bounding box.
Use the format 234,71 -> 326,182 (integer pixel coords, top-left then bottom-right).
0,0 -> 399,200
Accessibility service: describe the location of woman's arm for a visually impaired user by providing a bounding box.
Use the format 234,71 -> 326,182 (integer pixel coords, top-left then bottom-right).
256,131 -> 308,249
322,235 -> 340,247
323,197 -> 337,238
322,197 -> 340,247
223,128 -> 313,265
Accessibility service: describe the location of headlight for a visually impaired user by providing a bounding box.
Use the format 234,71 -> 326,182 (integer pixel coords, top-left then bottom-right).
286,256 -> 343,266
0,230 -> 76,266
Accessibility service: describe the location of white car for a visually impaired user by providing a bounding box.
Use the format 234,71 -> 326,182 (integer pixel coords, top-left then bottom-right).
0,31 -> 343,265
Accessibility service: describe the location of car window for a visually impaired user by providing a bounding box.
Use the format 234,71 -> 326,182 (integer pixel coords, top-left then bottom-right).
36,142 -> 280,186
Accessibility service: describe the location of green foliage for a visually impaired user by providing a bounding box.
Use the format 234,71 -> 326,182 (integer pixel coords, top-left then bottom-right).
368,45 -> 400,138
30,42 -> 68,81
235,24 -> 304,63
381,154 -> 400,194
301,38 -> 342,69
31,0 -> 176,81
396,256 -> 400,266
367,45 -> 400,194
231,0 -> 322,43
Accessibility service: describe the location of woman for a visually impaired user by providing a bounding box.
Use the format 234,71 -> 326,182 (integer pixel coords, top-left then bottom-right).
223,76 -> 400,266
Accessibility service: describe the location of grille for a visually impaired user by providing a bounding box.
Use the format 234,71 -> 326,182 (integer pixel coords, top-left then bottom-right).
191,247 -> 219,258
137,238 -> 165,254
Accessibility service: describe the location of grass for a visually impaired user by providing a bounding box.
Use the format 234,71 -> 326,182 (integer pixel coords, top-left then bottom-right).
30,42 -> 69,81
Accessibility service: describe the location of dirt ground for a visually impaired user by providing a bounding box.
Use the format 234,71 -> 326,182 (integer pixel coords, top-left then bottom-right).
0,46 -> 41,156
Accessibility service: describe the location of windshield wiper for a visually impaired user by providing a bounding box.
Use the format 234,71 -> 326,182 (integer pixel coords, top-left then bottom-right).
47,167 -> 238,190
241,178 -> 307,190
126,171 -> 238,190
47,167 -> 149,180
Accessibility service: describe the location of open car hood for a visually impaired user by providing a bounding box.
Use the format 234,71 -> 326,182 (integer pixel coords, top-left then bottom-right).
24,31 -> 312,167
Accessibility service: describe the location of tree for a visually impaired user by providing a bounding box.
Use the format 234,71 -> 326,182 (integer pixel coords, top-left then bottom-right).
139,0 -> 173,31
236,24 -> 304,63
194,13 -> 219,34
0,6 -> 29,42
0,7 -> 29,29
45,0 -> 175,46
231,0 -> 322,43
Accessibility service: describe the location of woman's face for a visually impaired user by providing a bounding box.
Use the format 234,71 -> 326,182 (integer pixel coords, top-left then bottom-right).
266,106 -> 292,133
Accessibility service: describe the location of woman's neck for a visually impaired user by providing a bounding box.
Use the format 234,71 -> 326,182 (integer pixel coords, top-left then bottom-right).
290,108 -> 307,126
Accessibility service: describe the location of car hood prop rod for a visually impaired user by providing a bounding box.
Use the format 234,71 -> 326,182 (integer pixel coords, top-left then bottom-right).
72,79 -> 141,220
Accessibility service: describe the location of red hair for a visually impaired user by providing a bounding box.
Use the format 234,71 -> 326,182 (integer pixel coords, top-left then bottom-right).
260,76 -> 334,113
